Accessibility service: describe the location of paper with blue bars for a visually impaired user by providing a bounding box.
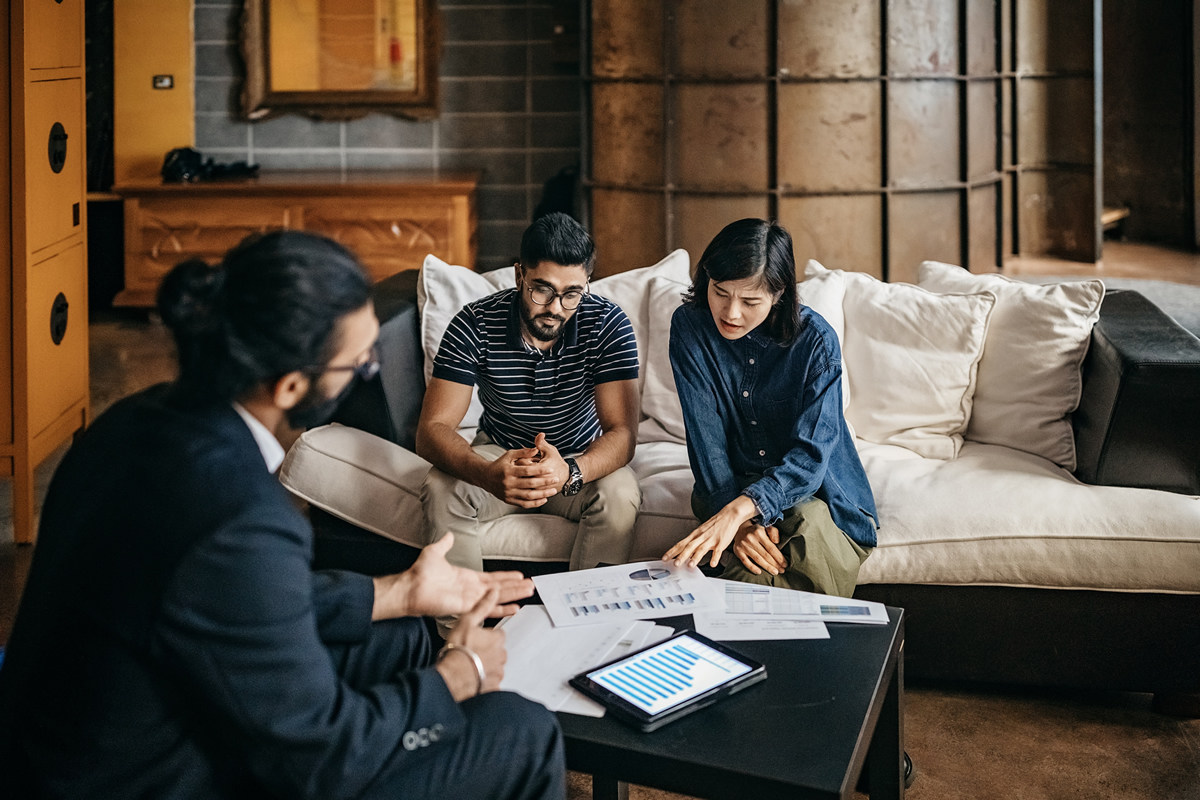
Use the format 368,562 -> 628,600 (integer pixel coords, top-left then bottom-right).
588,635 -> 752,715
531,560 -> 724,628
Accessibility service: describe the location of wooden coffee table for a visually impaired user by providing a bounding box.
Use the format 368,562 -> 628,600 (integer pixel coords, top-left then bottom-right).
557,607 -> 906,800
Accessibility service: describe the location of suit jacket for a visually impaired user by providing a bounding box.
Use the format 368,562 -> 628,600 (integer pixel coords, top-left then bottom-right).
0,384 -> 462,799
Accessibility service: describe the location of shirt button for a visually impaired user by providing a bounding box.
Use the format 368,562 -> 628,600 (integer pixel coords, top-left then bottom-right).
742,391 -> 749,397
759,450 -> 766,456
749,358 -> 755,365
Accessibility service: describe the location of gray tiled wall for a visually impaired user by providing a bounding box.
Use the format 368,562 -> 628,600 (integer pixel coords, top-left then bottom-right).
194,1 -> 581,270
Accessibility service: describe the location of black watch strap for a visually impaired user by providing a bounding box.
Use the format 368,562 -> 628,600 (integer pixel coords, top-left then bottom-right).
563,457 -> 583,495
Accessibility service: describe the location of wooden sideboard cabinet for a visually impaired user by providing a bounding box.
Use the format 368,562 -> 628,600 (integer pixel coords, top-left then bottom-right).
112,169 -> 479,306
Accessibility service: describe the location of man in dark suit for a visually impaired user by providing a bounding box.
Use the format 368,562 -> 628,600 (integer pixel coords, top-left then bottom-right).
0,232 -> 565,799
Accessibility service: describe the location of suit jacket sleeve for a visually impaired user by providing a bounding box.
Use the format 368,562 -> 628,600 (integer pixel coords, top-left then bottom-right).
310,570 -> 375,644
153,513 -> 465,800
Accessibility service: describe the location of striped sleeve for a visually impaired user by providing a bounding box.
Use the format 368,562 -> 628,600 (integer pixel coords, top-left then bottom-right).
592,305 -> 640,384
431,306 -> 481,387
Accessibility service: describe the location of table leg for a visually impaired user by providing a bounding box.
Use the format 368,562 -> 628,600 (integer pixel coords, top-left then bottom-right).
592,774 -> 629,800
867,643 -> 905,799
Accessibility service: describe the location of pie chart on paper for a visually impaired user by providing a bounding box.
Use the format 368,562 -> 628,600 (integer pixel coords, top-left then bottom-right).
629,568 -> 671,581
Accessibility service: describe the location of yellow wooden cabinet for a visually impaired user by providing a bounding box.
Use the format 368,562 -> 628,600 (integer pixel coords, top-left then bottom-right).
3,0 -> 91,544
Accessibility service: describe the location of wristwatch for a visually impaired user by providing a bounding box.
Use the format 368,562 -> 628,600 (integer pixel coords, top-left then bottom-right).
562,457 -> 584,496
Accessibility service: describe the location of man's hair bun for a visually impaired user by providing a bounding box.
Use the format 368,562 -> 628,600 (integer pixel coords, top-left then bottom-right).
157,258 -> 226,338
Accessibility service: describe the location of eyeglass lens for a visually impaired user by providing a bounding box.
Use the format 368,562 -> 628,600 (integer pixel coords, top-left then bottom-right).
530,286 -> 584,309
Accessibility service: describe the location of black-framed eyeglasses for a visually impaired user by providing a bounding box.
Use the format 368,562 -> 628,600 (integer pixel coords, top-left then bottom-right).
526,284 -> 588,310
307,343 -> 381,381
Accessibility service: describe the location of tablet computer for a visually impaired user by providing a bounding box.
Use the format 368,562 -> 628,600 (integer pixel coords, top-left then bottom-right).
568,631 -> 767,732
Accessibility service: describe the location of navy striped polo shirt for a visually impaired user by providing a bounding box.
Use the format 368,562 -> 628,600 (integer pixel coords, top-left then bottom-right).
432,288 -> 639,453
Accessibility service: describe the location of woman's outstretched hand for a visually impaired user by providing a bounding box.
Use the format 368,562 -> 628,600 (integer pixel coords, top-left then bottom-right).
664,495 -> 760,569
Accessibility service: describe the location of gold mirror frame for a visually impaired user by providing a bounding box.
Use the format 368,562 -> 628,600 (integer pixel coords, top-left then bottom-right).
240,0 -> 441,122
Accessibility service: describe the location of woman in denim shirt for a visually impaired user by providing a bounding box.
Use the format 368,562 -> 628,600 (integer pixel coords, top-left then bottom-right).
663,219 -> 878,597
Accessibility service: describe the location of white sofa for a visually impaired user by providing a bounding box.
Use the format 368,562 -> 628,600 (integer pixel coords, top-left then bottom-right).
280,251 -> 1200,700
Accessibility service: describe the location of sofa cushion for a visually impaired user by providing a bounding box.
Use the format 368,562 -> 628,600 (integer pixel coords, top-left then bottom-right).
855,440 -> 1200,593
417,256 -> 516,429
918,261 -> 1104,470
640,277 -> 689,443
806,260 -> 997,459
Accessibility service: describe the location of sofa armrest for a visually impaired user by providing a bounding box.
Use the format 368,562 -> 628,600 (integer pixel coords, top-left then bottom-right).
330,270 -> 425,451
1073,290 -> 1200,494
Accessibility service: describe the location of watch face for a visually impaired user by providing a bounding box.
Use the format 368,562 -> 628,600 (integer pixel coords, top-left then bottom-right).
563,459 -> 583,496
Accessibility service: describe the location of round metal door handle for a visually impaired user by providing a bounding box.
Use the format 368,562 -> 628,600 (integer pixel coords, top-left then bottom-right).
50,293 -> 69,346
49,122 -> 68,174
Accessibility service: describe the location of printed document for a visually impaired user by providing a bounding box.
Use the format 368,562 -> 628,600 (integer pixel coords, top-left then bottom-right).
693,614 -> 829,641
499,605 -> 674,717
712,579 -> 889,625
531,560 -> 724,628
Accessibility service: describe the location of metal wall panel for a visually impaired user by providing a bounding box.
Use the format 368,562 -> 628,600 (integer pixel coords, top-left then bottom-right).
676,195 -> 771,268
780,195 -> 884,278
968,183 -> 999,272
968,81 -> 998,180
591,83 -> 665,186
777,0 -> 881,77
673,84 -> 770,191
888,81 -> 960,187
888,0 -> 959,75
591,0 -> 663,77
590,189 -> 666,276
675,0 -> 770,77
778,82 -> 882,192
888,191 -> 962,282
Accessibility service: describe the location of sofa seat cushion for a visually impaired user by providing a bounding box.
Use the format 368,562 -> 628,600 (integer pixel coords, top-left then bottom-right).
283,427 -> 1200,593
281,425 -> 701,563
856,440 -> 1200,593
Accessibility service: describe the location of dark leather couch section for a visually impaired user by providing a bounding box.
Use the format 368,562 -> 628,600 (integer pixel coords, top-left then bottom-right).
330,270 -> 425,451
1073,290 -> 1200,495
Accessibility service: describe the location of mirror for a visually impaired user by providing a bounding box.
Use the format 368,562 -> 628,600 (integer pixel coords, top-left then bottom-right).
242,0 -> 440,121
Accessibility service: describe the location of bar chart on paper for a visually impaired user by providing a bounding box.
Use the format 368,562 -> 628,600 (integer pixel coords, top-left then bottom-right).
532,561 -> 724,627
589,636 -> 752,715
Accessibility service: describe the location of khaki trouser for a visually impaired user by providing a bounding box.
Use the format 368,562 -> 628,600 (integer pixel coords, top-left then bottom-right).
693,492 -> 871,598
421,433 -> 641,572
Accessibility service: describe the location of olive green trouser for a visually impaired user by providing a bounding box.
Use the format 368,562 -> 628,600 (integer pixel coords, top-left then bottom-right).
692,492 -> 871,598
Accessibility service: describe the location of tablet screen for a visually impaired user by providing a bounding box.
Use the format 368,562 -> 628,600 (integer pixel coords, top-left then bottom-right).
585,634 -> 753,717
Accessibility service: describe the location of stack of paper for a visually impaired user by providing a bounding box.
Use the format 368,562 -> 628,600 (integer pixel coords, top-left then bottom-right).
501,562 -> 889,717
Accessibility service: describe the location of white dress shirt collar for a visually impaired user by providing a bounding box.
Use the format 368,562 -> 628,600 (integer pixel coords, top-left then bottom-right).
232,402 -> 286,473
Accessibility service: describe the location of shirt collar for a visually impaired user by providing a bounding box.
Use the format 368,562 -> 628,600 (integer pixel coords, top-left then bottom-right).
506,288 -> 580,354
232,402 -> 286,473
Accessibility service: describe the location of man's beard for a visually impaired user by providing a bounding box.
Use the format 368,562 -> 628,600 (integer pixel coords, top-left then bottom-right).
519,297 -> 566,342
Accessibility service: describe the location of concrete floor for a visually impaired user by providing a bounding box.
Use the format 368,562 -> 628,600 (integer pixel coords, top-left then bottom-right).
2,243 -> 1199,798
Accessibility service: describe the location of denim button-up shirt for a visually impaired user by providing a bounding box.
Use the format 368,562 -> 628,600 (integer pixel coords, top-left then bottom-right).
669,303 -> 878,548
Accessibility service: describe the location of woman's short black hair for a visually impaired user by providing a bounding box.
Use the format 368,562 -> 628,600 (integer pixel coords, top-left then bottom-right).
519,212 -> 596,277
683,218 -> 801,346
157,230 -> 371,403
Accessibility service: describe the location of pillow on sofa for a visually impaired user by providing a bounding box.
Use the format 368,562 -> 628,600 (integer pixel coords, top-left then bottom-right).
417,255 -> 516,428
640,276 -> 690,443
805,260 -> 997,460
918,261 -> 1104,470
797,264 -> 851,417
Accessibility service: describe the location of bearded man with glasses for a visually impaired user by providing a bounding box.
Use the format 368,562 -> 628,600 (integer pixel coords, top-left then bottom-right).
417,213 -> 642,577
